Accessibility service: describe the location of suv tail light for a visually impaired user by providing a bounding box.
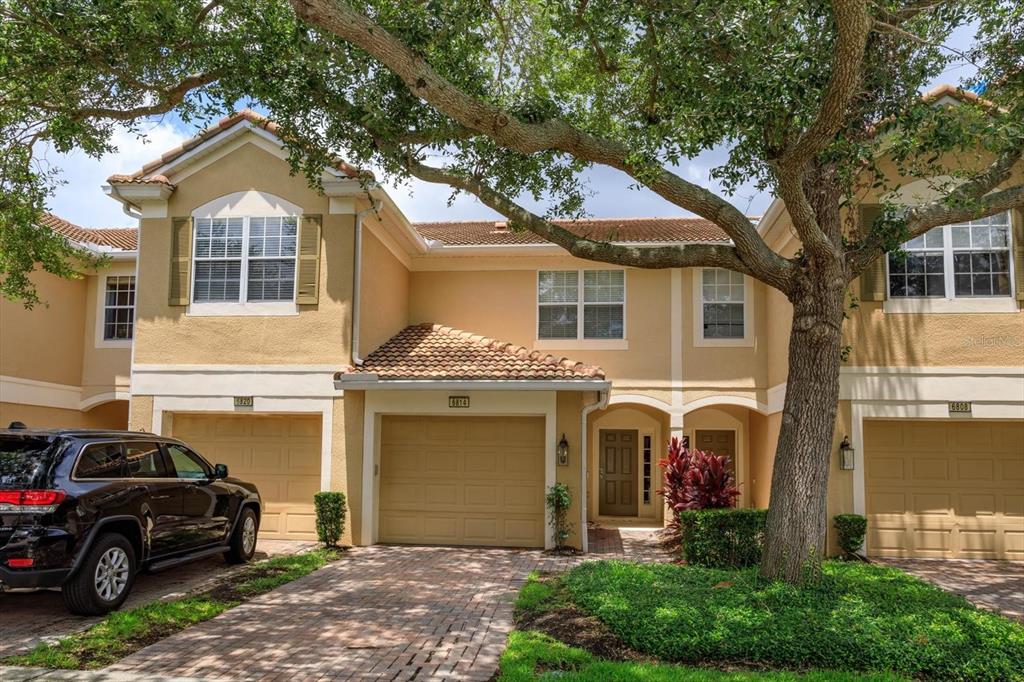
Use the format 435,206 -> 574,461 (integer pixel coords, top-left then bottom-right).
0,489 -> 67,514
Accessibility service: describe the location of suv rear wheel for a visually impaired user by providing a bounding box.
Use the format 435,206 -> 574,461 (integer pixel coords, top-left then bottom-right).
62,533 -> 136,615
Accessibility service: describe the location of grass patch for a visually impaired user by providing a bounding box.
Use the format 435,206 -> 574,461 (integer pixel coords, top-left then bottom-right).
5,548 -> 341,670
498,631 -> 901,682
514,572 -> 567,622
560,560 -> 1024,682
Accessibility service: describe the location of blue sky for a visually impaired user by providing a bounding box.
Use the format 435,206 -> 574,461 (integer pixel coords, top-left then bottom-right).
42,26 -> 977,228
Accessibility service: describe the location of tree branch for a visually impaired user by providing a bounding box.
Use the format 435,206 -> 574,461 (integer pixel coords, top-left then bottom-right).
29,71 -> 221,121
405,155 -> 764,277
288,0 -> 792,290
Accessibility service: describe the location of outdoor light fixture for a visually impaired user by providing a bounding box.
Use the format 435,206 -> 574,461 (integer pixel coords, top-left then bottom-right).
839,435 -> 855,470
557,433 -> 570,466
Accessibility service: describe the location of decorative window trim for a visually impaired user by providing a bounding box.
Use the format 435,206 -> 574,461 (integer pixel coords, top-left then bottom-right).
884,213 -> 1017,315
692,268 -> 754,347
94,264 -> 136,349
535,269 -> 627,344
187,191 -> 301,317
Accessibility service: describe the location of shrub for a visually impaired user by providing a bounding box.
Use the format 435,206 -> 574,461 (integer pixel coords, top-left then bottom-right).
680,448 -> 740,509
545,483 -> 574,549
678,508 -> 766,568
656,436 -> 690,533
313,491 -> 347,547
834,513 -> 867,559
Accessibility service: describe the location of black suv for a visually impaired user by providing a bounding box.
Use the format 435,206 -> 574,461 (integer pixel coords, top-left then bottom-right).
0,426 -> 262,615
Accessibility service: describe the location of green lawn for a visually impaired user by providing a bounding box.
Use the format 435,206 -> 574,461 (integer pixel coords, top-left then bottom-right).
498,631 -> 903,682
5,548 -> 340,670
553,560 -> 1023,682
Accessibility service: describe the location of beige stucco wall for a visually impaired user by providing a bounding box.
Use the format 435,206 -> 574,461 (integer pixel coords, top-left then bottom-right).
359,222 -> 409,355
81,270 -> 133,399
555,390 -> 586,549
1,270 -> 87,387
0,400 -> 128,430
132,142 -> 355,367
337,391 -> 364,546
747,410 -> 780,509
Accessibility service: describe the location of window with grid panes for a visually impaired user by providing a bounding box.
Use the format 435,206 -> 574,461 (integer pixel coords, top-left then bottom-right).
701,269 -> 745,339
192,216 -> 297,303
538,270 -> 624,339
103,275 -> 135,340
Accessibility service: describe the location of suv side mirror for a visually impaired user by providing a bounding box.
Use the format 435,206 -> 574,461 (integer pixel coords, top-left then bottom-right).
213,463 -> 229,479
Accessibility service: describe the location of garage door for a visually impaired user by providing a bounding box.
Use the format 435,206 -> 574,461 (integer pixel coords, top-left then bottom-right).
172,414 -> 322,540
865,419 -> 1024,559
379,415 -> 545,547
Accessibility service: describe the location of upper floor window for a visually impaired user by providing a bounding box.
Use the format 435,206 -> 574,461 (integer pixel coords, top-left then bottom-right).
888,212 -> 1012,299
192,216 -> 297,303
701,268 -> 745,339
103,275 -> 135,340
538,270 -> 624,340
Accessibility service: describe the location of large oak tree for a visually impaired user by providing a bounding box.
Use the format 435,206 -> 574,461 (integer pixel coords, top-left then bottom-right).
2,0 -> 1021,581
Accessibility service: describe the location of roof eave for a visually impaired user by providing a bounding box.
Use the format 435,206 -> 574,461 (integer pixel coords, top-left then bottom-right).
333,375 -> 612,391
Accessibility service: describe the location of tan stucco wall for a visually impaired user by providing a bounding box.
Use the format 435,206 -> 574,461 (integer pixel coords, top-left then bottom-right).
1,400 -> 128,430
338,391 -> 365,546
826,400 -> 855,556
410,267 -> 673,385
555,390 -> 586,549
359,223 -> 409,355
81,271 -> 132,399
132,142 -> 355,366
747,410 -> 780,509
1,270 -> 86,387
128,395 -> 154,432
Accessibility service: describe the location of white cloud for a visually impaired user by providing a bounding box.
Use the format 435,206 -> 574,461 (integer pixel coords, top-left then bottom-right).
37,121 -> 191,228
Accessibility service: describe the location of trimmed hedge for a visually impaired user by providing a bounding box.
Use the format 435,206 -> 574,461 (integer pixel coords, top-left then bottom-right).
313,491 -> 347,547
679,508 -> 766,568
833,514 -> 867,559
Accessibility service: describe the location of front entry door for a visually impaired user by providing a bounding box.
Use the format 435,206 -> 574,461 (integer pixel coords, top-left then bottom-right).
599,429 -> 638,516
695,430 -> 737,472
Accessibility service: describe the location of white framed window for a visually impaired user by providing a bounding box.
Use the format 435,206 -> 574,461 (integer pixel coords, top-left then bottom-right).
103,275 -> 135,341
885,212 -> 1016,314
693,268 -> 753,347
537,270 -> 625,341
192,216 -> 298,304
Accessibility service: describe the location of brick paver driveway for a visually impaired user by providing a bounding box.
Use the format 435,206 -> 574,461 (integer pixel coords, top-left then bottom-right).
109,532 -> 672,681
0,539 -> 315,658
879,558 -> 1024,620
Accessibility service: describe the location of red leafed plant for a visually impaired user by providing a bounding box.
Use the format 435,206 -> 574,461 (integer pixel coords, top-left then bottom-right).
658,438 -> 740,536
681,449 -> 740,510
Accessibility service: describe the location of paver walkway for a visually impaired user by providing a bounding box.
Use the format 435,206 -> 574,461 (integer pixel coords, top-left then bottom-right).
879,558 -> 1024,620
0,539 -> 315,658
107,527 -> 671,681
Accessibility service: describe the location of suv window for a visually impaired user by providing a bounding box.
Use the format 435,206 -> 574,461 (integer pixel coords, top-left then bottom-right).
124,441 -> 169,478
165,444 -> 211,480
0,435 -> 58,488
74,443 -> 125,479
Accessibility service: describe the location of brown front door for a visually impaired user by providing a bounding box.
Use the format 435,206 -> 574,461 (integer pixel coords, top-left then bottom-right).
599,429 -> 638,516
695,430 -> 737,472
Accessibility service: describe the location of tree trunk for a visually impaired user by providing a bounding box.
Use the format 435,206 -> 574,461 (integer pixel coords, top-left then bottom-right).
760,271 -> 846,583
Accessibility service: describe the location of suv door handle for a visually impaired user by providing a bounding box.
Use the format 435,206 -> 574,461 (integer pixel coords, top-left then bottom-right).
150,493 -> 173,500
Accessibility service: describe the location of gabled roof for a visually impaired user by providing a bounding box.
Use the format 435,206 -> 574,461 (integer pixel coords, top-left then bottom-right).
105,109 -> 362,186
40,213 -> 137,251
337,323 -> 606,381
414,217 -> 736,246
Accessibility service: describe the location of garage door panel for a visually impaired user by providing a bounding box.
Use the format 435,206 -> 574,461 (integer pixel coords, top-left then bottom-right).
172,413 -> 322,541
865,419 -> 1023,560
379,416 -> 545,548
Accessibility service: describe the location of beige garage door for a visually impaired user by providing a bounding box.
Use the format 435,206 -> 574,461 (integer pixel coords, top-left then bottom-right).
172,413 -> 322,540
379,415 -> 546,547
865,419 -> 1024,559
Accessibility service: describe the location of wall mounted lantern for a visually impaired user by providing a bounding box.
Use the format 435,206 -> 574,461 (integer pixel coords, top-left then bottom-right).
557,433 -> 570,466
838,435 -> 855,470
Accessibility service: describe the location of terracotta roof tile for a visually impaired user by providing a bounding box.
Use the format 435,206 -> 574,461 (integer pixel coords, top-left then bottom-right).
413,217 -> 743,246
40,213 -> 137,251
107,109 -> 361,185
339,324 -> 606,382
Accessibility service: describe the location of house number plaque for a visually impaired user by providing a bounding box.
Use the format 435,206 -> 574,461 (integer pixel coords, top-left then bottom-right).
234,396 -> 254,408
948,401 -> 972,414
449,396 -> 470,408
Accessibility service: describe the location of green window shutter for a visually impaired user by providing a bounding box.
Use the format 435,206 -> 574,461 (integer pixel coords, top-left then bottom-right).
297,214 -> 322,305
168,217 -> 192,306
858,205 -> 887,302
1013,208 -> 1024,308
